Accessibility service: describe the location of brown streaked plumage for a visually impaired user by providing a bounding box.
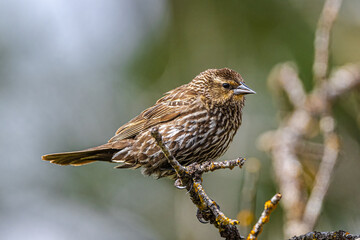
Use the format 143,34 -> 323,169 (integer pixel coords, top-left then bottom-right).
42,68 -> 255,178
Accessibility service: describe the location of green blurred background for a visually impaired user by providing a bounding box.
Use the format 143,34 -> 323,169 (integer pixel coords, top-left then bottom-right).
1,0 -> 359,239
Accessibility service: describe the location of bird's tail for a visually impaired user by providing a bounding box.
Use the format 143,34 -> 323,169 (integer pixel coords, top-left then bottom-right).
42,145 -> 119,166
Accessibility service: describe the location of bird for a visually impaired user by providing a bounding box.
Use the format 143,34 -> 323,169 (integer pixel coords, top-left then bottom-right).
42,68 -> 255,178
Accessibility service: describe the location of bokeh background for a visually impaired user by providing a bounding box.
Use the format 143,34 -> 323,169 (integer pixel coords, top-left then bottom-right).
1,0 -> 360,239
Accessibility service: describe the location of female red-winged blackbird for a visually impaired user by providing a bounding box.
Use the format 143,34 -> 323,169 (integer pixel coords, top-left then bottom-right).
42,68 -> 255,178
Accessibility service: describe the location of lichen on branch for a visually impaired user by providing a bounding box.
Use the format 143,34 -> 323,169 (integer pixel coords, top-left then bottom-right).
151,127 -> 281,240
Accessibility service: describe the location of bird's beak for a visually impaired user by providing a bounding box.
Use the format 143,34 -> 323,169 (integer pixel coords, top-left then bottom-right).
233,83 -> 256,95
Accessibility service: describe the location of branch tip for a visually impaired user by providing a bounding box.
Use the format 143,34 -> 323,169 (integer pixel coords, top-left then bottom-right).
247,193 -> 282,240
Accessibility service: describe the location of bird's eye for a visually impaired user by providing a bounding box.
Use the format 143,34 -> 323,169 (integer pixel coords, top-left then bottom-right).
222,83 -> 230,89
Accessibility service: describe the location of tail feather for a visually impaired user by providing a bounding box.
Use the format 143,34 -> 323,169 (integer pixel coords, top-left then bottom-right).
42,148 -> 118,166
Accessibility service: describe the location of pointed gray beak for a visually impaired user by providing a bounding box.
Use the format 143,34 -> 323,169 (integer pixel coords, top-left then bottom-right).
233,83 -> 256,95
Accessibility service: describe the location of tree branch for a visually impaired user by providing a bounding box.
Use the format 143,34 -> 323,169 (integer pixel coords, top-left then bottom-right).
259,0 -> 360,237
313,0 -> 343,84
289,230 -> 360,240
151,127 -> 245,240
151,127 -> 281,240
302,118 -> 339,229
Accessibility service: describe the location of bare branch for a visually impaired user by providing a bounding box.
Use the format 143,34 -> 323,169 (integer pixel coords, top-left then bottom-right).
256,1 -> 360,238
325,64 -> 360,101
313,0 -> 343,84
271,111 -> 311,237
187,158 -> 246,174
264,61 -> 360,237
302,119 -> 340,229
270,63 -> 306,109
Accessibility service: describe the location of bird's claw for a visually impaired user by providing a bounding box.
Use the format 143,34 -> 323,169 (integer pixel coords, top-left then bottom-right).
174,178 -> 186,189
196,209 -> 209,224
186,183 -> 193,194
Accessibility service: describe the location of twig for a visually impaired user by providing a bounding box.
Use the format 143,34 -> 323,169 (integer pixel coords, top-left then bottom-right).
187,158 -> 246,174
270,96 -> 311,236
274,63 -> 306,109
313,0 -> 343,84
325,63 -> 360,101
302,118 -> 339,229
151,127 -> 188,177
266,64 -> 312,236
247,193 -> 282,240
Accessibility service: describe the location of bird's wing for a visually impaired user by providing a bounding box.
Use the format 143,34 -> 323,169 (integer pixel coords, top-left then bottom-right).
109,87 -> 197,142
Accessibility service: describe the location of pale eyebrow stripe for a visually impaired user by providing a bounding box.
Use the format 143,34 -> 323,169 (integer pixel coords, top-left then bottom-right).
214,77 -> 239,86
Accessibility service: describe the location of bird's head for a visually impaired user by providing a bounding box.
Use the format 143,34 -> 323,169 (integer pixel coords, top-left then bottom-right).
190,68 -> 255,106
